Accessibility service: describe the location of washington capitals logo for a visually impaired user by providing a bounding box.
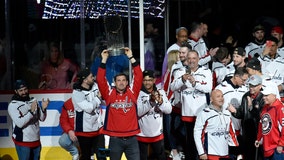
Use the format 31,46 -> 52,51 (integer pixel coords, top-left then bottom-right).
111,96 -> 133,113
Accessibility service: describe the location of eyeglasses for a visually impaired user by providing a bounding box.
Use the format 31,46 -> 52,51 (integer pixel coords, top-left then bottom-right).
237,76 -> 247,82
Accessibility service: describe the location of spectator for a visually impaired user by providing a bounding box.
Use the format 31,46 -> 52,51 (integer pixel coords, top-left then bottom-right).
58,98 -> 80,160
8,79 -> 50,160
96,47 -> 143,160
137,70 -> 172,160
194,89 -> 239,160
72,67 -> 105,160
227,74 -> 265,160
245,24 -> 266,59
171,49 -> 212,160
39,41 -> 79,89
255,85 -> 284,159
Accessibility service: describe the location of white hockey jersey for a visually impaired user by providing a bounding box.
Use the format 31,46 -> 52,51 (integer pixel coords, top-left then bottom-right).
137,89 -> 172,141
171,66 -> 212,122
194,105 -> 239,156
215,80 -> 248,131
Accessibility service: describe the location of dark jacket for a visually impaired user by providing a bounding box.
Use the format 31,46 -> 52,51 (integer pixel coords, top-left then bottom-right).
232,91 -> 265,136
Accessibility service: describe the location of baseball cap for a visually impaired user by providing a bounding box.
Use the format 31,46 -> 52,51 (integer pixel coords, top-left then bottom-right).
247,75 -> 262,86
77,67 -> 91,82
253,25 -> 265,32
14,79 -> 28,90
271,26 -> 283,34
143,70 -> 155,78
246,58 -> 261,71
262,85 -> 278,96
233,47 -> 246,56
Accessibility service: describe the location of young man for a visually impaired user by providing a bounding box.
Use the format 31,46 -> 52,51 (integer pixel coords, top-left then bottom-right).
215,67 -> 249,159
72,68 -> 105,160
137,70 -> 172,160
194,89 -> 239,160
96,47 -> 143,160
255,85 -> 284,159
8,79 -> 50,160
245,24 -> 266,59
58,98 -> 79,160
258,36 -> 284,99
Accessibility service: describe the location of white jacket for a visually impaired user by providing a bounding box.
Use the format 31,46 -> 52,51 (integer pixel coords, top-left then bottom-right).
194,105 -> 239,156
137,89 -> 172,138
171,66 -> 212,122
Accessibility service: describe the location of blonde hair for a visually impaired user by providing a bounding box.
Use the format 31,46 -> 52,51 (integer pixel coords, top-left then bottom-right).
167,50 -> 179,70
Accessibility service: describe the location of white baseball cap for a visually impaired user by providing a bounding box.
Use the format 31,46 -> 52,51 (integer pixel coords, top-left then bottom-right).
262,85 -> 278,96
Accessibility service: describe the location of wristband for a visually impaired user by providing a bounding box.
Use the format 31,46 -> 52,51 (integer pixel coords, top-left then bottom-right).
128,56 -> 134,60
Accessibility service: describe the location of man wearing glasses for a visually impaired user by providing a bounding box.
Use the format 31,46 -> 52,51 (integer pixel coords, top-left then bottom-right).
227,74 -> 265,160
215,67 -> 249,159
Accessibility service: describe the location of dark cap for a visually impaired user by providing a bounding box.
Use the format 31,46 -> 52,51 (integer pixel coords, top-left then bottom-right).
233,47 -> 246,56
253,25 -> 265,32
143,70 -> 155,78
246,58 -> 261,71
77,67 -> 91,82
14,79 -> 28,90
266,36 -> 279,44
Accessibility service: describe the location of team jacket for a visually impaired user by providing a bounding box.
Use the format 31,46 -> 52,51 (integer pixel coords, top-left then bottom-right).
97,61 -> 143,137
59,98 -> 75,134
136,87 -> 172,142
194,105 -> 239,157
72,83 -> 103,137
171,65 -> 212,122
256,99 -> 284,157
188,37 -> 211,67
212,61 -> 230,89
245,41 -> 265,59
258,53 -> 284,87
8,95 -> 46,147
215,80 -> 248,132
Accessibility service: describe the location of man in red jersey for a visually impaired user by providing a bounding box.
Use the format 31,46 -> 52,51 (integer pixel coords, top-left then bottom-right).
96,47 -> 143,160
255,85 -> 284,159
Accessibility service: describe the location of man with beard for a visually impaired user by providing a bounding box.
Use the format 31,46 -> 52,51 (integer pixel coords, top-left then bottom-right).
245,24 -> 266,59
137,70 -> 172,160
227,74 -> 265,159
72,67 -> 105,160
96,47 -> 143,160
8,79 -> 50,160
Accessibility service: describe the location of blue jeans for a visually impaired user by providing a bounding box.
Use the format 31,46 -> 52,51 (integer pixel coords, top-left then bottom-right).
264,149 -> 284,160
109,136 -> 140,160
58,133 -> 79,156
15,144 -> 41,160
164,112 -> 186,151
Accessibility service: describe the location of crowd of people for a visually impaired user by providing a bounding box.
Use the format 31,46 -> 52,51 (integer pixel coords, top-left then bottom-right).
7,20 -> 284,160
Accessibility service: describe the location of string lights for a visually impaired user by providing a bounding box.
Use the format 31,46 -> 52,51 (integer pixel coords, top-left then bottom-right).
42,0 -> 165,19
